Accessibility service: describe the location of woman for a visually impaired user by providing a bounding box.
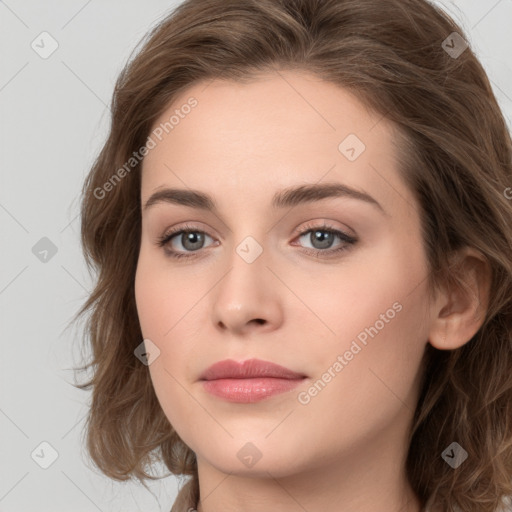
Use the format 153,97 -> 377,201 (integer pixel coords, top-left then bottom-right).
74,0 -> 512,511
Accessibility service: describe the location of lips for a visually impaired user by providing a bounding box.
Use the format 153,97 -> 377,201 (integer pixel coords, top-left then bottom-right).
199,358 -> 306,381
199,358 -> 307,403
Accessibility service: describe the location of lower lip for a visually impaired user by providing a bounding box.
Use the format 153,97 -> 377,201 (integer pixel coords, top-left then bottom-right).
201,377 -> 305,403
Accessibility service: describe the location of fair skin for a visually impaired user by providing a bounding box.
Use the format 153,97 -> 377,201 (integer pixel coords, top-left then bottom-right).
134,69 -> 490,512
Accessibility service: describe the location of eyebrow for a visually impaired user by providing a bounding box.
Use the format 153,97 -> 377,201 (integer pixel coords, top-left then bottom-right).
143,182 -> 386,215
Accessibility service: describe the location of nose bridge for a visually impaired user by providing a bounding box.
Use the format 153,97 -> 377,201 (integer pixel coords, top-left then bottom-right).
219,232 -> 268,306
211,229 -> 283,332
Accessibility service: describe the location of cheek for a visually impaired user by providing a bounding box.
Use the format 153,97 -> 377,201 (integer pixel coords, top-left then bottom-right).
135,255 -> 203,443
299,236 -> 428,348
318,243 -> 429,397
134,248 -> 201,378
135,262 -> 162,341
135,247 -> 193,340
304,237 -> 430,400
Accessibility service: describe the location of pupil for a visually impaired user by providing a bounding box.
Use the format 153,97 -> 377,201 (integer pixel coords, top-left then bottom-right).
313,230 -> 333,249
184,232 -> 203,250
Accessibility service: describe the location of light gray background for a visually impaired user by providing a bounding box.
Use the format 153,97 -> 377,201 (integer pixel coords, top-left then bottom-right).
1,1 -> 511,511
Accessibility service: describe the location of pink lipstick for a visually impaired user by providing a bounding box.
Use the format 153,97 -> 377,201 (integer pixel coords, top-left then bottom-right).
199,358 -> 306,403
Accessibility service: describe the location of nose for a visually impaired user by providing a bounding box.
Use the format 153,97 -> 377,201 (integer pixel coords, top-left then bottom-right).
211,241 -> 284,336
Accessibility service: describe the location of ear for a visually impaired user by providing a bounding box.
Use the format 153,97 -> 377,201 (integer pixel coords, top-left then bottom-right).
428,247 -> 492,350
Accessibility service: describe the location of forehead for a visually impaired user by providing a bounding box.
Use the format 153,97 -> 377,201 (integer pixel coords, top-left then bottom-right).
140,70 -> 413,217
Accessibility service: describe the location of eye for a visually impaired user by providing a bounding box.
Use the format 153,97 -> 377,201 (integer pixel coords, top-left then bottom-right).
292,222 -> 357,258
156,223 -> 216,259
156,221 -> 357,260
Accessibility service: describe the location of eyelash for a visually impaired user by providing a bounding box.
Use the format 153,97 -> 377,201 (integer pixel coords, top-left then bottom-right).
156,222 -> 357,260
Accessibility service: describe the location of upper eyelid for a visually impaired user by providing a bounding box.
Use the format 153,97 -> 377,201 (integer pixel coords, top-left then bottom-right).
161,222 -> 355,246
162,222 -> 350,237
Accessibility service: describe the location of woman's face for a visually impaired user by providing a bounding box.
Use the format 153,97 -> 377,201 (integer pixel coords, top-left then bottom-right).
135,70 -> 433,479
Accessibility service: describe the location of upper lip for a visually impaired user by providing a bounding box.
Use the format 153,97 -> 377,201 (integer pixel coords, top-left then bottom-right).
200,358 -> 306,381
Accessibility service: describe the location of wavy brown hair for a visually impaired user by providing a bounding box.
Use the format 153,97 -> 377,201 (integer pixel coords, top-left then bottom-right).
73,0 -> 512,510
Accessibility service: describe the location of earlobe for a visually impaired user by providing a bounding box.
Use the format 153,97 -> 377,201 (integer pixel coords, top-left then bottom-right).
428,247 -> 491,351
